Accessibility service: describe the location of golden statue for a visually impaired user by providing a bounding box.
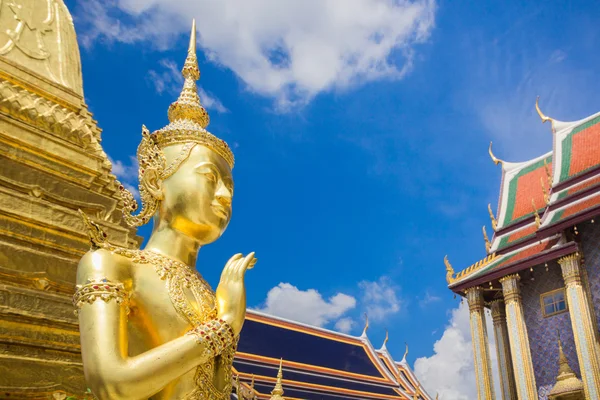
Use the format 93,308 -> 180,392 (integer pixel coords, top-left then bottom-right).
75,20 -> 256,400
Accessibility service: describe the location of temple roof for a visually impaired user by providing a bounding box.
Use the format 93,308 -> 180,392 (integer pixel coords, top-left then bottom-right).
233,310 -> 432,399
447,101 -> 600,291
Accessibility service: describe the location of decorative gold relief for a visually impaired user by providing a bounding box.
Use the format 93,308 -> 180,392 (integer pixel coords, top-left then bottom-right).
73,277 -> 130,315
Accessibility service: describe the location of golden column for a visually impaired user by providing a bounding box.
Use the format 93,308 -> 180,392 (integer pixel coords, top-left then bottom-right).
465,286 -> 496,400
490,299 -> 518,400
558,253 -> 600,399
499,274 -> 537,400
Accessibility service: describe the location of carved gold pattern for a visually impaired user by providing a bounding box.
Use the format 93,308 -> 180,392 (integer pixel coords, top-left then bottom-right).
73,277 -> 130,315
450,253 -> 498,285
0,0 -> 84,95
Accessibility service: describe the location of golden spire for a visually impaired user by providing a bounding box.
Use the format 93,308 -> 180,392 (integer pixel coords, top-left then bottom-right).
488,142 -> 504,166
270,359 -> 285,400
536,96 -> 554,127
482,225 -> 491,253
444,256 -> 455,284
488,204 -> 498,230
166,19 -> 209,128
549,335 -> 584,397
151,19 -> 234,169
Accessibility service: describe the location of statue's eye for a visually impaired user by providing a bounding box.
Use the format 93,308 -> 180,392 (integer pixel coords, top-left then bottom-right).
204,171 -> 217,183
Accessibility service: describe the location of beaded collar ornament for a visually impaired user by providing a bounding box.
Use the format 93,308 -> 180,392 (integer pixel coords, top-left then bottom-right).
118,20 -> 234,227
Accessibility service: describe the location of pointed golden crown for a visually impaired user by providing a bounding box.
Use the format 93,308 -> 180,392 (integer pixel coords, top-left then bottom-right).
152,19 -> 234,169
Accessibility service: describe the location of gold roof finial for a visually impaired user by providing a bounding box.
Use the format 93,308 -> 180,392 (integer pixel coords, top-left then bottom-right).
382,330 -> 389,349
444,256 -> 455,284
362,313 -> 369,336
532,199 -> 541,227
488,142 -> 504,166
483,225 -> 491,253
270,358 -> 285,400
488,204 -> 498,230
403,342 -> 409,362
536,96 -> 554,126
541,177 -> 550,205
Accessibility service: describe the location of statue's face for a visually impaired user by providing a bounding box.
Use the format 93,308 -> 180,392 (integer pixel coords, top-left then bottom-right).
158,144 -> 233,245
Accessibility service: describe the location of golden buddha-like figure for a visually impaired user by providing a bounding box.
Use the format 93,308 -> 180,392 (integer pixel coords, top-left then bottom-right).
74,21 -> 255,400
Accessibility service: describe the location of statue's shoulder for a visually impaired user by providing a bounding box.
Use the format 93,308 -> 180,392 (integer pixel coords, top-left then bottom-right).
77,210 -> 134,285
77,247 -> 134,285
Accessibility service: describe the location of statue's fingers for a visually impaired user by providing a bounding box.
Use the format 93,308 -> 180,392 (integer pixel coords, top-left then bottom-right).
221,254 -> 243,282
236,252 -> 256,277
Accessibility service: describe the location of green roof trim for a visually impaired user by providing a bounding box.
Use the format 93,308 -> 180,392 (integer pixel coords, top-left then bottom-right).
501,155 -> 553,227
559,115 -> 600,182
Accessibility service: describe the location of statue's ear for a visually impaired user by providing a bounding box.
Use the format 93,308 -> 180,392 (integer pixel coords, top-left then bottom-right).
141,168 -> 163,200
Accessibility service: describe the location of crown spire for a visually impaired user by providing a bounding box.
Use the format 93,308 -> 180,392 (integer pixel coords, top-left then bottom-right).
167,19 -> 209,128
270,359 -> 285,399
549,333 -> 583,397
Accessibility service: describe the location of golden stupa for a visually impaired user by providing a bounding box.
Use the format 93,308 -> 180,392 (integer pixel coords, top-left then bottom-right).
548,338 -> 584,400
0,0 -> 139,398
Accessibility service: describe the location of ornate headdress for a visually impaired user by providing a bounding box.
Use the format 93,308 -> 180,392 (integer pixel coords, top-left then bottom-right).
118,20 -> 234,227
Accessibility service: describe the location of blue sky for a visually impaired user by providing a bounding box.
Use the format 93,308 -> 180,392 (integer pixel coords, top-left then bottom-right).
67,0 -> 600,397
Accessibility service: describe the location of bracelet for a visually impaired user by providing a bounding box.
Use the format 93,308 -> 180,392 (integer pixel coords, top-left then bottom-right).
73,277 -> 130,316
187,318 -> 236,357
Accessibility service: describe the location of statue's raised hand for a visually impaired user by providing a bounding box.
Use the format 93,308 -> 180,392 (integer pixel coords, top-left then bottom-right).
216,252 -> 256,335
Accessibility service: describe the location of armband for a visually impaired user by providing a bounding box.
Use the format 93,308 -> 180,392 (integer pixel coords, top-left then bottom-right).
73,277 -> 130,315
186,318 -> 236,358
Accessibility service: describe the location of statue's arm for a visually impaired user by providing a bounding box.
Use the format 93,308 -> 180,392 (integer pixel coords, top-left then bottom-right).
76,249 -> 233,400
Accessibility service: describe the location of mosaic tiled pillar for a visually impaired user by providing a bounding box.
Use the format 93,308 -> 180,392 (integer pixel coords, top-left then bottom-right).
490,300 -> 518,400
559,253 -> 600,399
465,286 -> 496,400
500,274 -> 537,400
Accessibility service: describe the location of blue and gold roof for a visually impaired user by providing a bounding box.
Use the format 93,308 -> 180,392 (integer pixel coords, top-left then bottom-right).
233,310 -> 433,399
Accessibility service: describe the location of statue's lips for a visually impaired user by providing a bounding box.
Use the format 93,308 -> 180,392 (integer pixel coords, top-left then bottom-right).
211,203 -> 229,220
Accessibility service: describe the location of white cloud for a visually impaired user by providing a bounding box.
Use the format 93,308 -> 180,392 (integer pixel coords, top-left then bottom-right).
255,282 -> 356,327
414,301 -> 500,400
359,276 -> 402,322
334,317 -> 355,333
77,0 -> 436,108
108,155 -> 140,198
147,59 -> 228,112
419,290 -> 441,308
110,155 -> 139,180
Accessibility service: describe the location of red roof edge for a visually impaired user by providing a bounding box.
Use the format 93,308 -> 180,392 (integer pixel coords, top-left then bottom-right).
451,241 -> 578,292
